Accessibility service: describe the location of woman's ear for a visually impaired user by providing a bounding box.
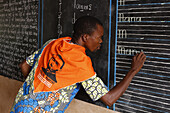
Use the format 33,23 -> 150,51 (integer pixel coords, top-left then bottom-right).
82,34 -> 89,42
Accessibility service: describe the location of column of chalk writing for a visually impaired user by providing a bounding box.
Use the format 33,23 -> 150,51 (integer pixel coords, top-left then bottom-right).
117,0 -> 143,55
57,0 -> 62,36
115,0 -> 170,113
0,0 -> 39,81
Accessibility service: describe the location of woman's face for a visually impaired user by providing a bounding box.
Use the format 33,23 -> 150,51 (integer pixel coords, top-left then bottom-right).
85,24 -> 104,52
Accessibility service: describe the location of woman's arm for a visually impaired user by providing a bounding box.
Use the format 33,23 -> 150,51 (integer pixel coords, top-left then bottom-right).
19,60 -> 31,79
100,52 -> 146,106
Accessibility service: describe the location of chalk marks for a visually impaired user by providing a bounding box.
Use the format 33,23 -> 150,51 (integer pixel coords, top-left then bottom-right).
118,13 -> 141,22
118,29 -> 127,39
117,45 -> 142,55
74,0 -> 92,12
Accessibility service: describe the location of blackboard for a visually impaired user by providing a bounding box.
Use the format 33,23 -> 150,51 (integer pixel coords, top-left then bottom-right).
113,0 -> 170,112
42,0 -> 110,108
0,0 -> 39,81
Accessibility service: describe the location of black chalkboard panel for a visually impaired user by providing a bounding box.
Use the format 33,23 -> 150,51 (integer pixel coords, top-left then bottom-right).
114,0 -> 170,112
42,0 -> 110,108
0,0 -> 39,81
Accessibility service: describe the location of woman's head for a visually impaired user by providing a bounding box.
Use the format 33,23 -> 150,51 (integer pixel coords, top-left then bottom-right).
72,16 -> 103,42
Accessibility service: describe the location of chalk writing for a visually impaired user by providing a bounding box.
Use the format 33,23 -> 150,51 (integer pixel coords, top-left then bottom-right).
117,45 -> 142,55
0,0 -> 39,81
119,0 -> 125,6
118,13 -> 141,22
74,0 -> 92,12
57,0 -> 62,35
72,12 -> 76,24
118,29 -> 127,38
